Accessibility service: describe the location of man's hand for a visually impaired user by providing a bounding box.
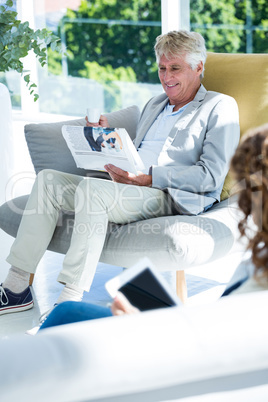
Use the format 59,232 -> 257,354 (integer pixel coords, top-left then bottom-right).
85,115 -> 109,127
105,164 -> 152,186
111,292 -> 140,316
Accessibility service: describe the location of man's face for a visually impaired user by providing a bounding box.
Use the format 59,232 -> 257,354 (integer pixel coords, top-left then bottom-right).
158,54 -> 203,108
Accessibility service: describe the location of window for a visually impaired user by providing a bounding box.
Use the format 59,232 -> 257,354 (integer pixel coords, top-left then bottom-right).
36,0 -> 163,115
190,0 -> 268,54
2,0 -> 267,115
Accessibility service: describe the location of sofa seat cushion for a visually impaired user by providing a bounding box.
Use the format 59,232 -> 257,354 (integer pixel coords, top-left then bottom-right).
0,194 -> 239,271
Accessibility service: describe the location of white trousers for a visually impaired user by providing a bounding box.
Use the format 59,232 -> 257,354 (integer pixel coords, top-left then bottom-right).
7,169 -> 175,291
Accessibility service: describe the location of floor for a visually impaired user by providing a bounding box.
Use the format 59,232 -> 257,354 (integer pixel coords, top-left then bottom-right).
0,111 -> 248,339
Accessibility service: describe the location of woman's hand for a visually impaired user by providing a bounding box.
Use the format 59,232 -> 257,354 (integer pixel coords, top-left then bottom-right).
111,292 -> 140,316
85,115 -> 109,127
104,164 -> 152,186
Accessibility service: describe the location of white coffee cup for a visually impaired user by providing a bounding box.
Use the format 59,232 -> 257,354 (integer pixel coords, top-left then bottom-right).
86,108 -> 101,123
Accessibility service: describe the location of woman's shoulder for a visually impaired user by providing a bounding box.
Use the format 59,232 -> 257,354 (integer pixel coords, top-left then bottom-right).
231,276 -> 268,295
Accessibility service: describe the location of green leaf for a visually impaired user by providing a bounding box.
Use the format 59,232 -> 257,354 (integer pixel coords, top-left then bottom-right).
0,1 -> 61,99
24,74 -> 30,84
50,41 -> 58,51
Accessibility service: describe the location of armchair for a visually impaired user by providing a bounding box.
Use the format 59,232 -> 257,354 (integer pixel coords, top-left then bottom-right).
0,52 -> 267,301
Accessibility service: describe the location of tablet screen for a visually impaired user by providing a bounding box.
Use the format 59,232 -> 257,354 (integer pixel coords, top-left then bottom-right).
118,267 -> 178,311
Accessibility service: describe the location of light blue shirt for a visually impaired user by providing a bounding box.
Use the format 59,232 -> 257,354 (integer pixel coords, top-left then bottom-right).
138,103 -> 190,173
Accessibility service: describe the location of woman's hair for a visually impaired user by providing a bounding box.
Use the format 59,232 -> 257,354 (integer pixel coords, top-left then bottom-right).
154,30 -> 207,79
230,123 -> 268,278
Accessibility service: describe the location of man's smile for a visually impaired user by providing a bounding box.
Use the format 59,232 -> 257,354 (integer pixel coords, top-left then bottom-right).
165,83 -> 179,88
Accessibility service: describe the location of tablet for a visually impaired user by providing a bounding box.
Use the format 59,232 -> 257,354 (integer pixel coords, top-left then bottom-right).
105,258 -> 182,312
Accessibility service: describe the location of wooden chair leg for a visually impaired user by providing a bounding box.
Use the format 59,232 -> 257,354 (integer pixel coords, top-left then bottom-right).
29,273 -> 35,286
176,271 -> 187,304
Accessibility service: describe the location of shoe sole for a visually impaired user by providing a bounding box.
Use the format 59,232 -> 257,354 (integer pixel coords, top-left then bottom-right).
0,300 -> 34,315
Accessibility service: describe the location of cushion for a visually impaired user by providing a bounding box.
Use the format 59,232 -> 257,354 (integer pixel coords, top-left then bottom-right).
24,105 -> 140,176
203,52 -> 268,200
203,52 -> 268,137
0,194 -> 239,271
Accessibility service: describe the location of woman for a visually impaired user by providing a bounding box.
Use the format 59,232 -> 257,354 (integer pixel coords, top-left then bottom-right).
39,123 -> 268,330
226,123 -> 268,295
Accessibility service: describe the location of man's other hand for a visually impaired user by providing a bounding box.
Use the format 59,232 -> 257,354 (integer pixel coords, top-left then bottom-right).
105,164 -> 152,187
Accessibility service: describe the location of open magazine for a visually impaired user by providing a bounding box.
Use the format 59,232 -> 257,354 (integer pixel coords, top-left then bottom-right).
62,125 -> 144,174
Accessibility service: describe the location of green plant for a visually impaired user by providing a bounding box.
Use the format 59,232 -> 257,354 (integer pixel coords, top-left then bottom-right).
0,0 -> 62,101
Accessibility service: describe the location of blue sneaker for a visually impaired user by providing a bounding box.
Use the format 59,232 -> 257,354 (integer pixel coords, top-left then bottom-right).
0,284 -> 34,315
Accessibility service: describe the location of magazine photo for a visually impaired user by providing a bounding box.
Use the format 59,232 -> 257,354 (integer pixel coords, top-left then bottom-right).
62,125 -> 144,174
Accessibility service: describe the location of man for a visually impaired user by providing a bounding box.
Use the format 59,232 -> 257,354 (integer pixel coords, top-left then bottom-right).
0,30 -> 240,315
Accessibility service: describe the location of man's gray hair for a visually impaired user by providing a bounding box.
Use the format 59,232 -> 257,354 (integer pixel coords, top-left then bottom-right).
154,30 -> 207,79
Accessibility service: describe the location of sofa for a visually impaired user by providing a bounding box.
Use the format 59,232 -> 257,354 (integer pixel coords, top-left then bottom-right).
0,52 -> 267,297
1,290 -> 268,401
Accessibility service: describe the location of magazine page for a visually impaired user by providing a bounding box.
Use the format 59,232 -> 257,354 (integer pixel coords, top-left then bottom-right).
62,125 -> 144,174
